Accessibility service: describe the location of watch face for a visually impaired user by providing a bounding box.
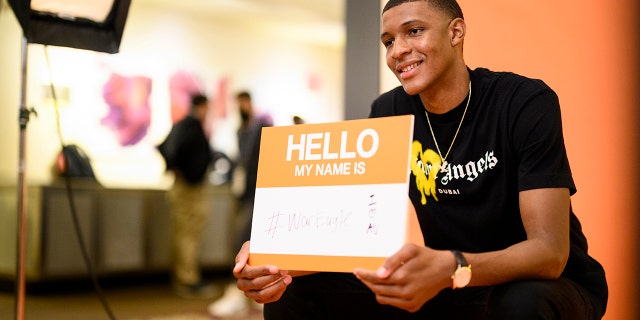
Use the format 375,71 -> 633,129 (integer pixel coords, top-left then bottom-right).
453,267 -> 472,288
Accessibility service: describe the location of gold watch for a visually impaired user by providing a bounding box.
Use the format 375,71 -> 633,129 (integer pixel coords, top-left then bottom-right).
450,250 -> 472,289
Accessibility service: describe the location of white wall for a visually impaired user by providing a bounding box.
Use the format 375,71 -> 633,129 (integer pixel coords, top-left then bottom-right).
0,2 -> 24,186
0,1 -> 345,188
379,0 -> 401,93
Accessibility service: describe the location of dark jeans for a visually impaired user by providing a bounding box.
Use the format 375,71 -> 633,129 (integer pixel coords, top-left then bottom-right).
263,272 -> 602,320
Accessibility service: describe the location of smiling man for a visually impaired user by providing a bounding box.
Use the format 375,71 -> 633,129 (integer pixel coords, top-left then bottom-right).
229,1 -> 608,319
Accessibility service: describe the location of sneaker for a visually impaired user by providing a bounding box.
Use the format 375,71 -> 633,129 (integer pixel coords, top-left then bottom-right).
207,283 -> 250,317
174,281 -> 217,300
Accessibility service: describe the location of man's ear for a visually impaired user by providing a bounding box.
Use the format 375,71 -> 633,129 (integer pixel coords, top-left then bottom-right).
450,18 -> 466,47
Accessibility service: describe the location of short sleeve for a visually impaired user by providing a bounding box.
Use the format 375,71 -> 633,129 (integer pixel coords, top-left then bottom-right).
511,90 -> 576,194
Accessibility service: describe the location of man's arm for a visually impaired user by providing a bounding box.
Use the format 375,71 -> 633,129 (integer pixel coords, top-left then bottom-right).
464,187 -> 570,286
353,187 -> 571,312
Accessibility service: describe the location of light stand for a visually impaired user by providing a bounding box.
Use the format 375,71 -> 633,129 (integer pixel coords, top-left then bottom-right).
15,35 -> 31,320
7,1 -> 132,319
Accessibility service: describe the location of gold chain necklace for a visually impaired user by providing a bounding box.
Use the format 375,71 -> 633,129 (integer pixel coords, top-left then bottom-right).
424,81 -> 471,173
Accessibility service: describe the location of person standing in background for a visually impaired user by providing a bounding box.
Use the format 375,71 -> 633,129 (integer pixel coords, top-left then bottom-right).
158,93 -> 215,299
209,91 -> 273,317
292,115 -> 305,125
232,91 -> 272,246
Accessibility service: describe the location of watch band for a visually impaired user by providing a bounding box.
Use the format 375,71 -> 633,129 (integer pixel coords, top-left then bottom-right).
451,250 -> 469,267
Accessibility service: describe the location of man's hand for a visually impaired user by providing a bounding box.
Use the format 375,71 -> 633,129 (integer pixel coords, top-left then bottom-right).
233,241 -> 292,304
353,244 -> 452,312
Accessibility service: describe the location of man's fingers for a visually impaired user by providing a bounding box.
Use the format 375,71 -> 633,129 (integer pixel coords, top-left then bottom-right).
233,241 -> 251,273
377,244 -> 419,278
353,268 -> 380,282
244,274 -> 292,304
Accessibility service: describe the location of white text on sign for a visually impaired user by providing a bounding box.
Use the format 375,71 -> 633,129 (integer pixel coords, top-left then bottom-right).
286,129 -> 379,161
287,129 -> 378,177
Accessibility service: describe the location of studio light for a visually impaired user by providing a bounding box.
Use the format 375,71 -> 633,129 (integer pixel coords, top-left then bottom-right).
8,0 -> 131,53
7,1 -> 132,319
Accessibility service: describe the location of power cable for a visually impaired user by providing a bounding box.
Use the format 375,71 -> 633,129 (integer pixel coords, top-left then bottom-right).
43,45 -> 118,320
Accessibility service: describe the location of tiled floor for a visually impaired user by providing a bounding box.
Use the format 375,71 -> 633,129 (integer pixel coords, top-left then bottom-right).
0,274 -> 263,320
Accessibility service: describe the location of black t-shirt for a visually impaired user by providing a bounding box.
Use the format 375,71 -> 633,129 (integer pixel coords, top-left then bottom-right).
369,67 -> 607,313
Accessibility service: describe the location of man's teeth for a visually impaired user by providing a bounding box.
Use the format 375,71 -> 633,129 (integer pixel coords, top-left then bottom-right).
401,63 -> 420,73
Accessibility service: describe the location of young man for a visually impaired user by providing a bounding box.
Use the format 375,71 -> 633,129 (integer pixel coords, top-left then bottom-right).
158,94 -> 215,299
231,1 -> 608,319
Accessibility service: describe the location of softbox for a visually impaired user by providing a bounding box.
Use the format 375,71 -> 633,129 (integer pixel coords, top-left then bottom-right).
8,0 -> 131,53
7,2 -> 132,319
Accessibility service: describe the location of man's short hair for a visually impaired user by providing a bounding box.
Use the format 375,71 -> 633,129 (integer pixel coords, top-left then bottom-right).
382,0 -> 464,20
191,94 -> 208,108
236,91 -> 251,100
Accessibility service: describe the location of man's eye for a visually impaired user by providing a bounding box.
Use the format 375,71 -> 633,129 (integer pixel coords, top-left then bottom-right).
383,39 -> 394,48
410,28 -> 423,35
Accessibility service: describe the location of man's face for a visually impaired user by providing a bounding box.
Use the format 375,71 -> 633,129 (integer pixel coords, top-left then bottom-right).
381,2 -> 458,95
194,102 -> 208,121
238,97 -> 252,120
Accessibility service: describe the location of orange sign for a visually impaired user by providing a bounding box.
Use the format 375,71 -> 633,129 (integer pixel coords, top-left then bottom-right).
249,115 -> 422,272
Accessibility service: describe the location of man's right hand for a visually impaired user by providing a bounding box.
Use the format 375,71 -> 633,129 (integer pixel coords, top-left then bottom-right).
233,241 -> 292,304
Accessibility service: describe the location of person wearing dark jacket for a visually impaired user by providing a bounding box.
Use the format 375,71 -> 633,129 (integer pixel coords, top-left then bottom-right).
209,91 -> 273,317
158,93 -> 214,299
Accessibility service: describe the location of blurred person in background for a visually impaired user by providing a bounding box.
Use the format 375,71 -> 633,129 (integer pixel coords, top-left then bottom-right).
292,115 -> 305,125
158,93 -> 215,299
208,91 -> 273,317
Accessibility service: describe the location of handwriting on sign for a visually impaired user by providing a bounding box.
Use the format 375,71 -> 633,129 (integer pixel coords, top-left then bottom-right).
262,192 -> 381,239
366,193 -> 379,236
264,209 -> 353,239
